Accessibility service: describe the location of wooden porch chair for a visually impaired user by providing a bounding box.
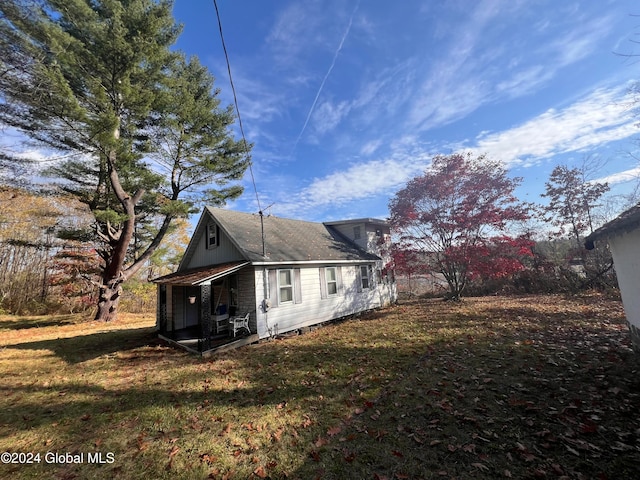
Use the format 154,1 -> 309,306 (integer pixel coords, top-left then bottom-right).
229,312 -> 250,337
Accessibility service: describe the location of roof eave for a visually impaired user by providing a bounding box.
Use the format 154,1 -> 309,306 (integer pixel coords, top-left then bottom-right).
153,261 -> 250,285
323,218 -> 389,227
584,202 -> 640,250
250,258 -> 380,266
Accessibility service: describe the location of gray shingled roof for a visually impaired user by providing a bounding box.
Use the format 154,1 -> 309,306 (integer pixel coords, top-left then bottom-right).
585,202 -> 640,250
207,207 -> 380,263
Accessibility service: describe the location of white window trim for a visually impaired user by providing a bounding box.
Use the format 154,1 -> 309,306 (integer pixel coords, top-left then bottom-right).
360,265 -> 371,290
278,268 -> 294,304
325,267 -> 338,296
206,223 -> 218,249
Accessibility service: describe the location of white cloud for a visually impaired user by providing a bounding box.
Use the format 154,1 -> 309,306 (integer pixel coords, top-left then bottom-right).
551,14 -> 614,67
212,1 -> 638,222
360,139 -> 382,156
273,154 -> 429,217
404,3 -> 616,132
305,158 -> 419,200
349,60 -> 418,130
468,87 -> 637,167
496,65 -> 554,98
312,100 -> 351,135
593,166 -> 640,185
293,2 -> 358,146
266,2 -> 321,65
280,83 -> 637,218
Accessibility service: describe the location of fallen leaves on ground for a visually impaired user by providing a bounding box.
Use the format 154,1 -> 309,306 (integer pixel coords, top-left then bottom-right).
297,294 -> 640,479
1,293 -> 638,480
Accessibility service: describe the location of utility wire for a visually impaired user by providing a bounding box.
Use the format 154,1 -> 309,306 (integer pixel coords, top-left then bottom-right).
212,0 -> 268,257
212,0 -> 262,214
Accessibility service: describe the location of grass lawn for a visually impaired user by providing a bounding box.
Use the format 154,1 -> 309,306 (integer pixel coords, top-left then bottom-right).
1,294 -> 639,479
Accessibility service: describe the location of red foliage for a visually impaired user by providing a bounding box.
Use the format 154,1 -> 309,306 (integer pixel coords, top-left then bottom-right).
463,236 -> 535,280
388,246 -> 422,278
389,153 -> 531,298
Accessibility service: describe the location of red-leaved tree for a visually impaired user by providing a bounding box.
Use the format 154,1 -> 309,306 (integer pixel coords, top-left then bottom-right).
389,153 -> 532,300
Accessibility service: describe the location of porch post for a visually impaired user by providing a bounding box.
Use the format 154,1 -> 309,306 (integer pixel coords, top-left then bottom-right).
200,283 -> 212,351
158,284 -> 167,333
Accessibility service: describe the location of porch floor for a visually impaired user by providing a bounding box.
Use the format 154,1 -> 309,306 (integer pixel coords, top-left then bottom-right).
160,326 -> 257,355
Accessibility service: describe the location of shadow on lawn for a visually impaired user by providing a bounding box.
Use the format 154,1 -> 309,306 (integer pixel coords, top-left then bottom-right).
0,315 -> 80,330
4,321 -> 629,480
0,339 -> 411,439
2,297 -> 638,479
3,326 -> 161,363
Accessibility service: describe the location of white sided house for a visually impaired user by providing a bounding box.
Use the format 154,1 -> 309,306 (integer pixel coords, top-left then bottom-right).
154,207 -> 397,355
585,202 -> 640,352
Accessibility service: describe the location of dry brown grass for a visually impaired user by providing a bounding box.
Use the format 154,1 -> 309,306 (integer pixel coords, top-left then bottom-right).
0,294 -> 638,479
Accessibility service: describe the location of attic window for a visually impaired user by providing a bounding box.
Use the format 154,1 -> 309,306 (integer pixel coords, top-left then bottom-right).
206,223 -> 219,249
353,226 -> 361,240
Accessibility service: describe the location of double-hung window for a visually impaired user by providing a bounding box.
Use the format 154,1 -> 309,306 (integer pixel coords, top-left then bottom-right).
320,266 -> 341,299
268,268 -> 302,306
278,269 -> 294,303
325,267 -> 338,296
360,265 -> 370,290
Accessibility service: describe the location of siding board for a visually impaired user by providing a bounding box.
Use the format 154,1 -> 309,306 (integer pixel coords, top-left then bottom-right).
255,264 -> 383,337
610,230 -> 640,350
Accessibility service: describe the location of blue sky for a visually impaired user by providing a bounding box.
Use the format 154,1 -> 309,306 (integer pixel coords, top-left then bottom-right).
171,0 -> 640,224
2,1 -> 638,226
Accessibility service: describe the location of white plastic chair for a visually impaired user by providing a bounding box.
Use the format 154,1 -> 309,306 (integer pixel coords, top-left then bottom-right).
229,312 -> 250,337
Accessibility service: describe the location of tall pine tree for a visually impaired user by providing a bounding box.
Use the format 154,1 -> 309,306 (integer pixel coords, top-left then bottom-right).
0,1 -> 249,320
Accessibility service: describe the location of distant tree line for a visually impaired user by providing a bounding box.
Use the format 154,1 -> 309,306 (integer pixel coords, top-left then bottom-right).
0,187 -> 188,315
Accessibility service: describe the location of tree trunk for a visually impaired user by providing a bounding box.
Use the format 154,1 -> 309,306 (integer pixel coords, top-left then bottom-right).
94,278 -> 123,322
92,149 -> 139,322
91,145 -> 177,322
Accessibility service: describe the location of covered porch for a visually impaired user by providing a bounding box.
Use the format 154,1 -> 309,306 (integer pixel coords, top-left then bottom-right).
154,261 -> 259,355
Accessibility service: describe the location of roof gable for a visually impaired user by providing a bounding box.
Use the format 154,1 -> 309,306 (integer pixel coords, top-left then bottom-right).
177,208 -> 246,270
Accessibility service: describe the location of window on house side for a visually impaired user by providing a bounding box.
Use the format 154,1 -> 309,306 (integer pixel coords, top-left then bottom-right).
360,265 -> 370,289
326,267 -> 338,295
353,226 -> 361,240
207,224 -> 218,249
279,269 -> 293,303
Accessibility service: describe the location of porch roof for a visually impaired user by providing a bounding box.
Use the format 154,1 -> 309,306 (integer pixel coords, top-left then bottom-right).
153,260 -> 249,286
